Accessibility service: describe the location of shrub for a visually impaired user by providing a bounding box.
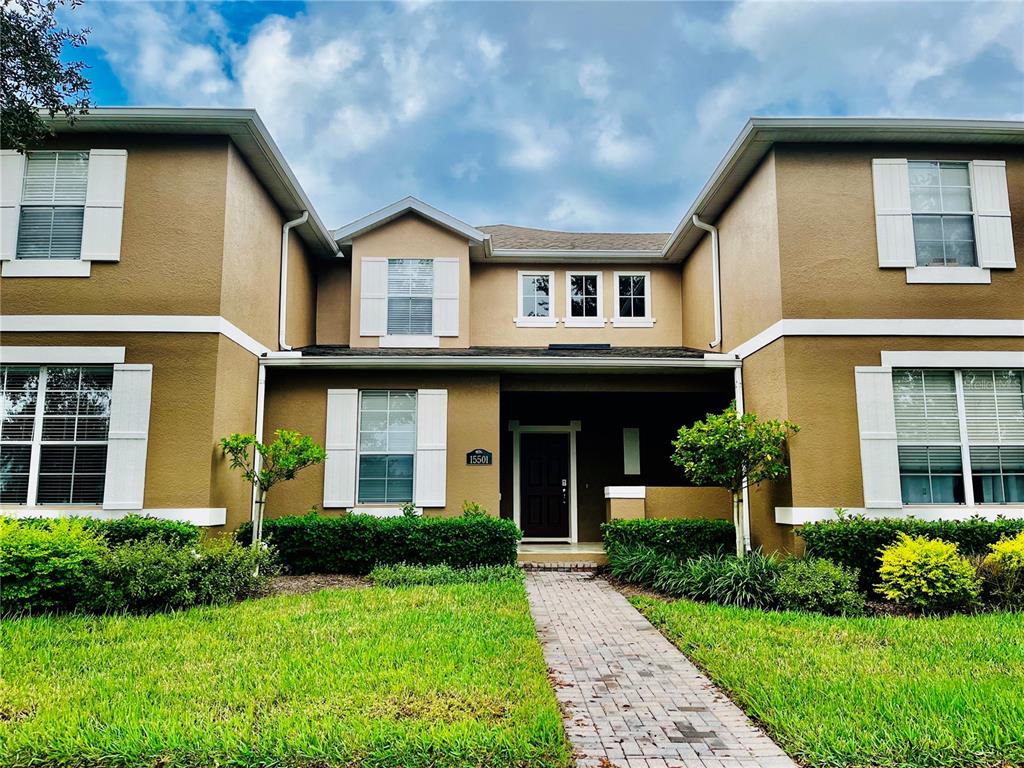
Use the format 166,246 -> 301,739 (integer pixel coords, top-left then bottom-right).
16,515 -> 200,548
0,518 -> 107,614
878,533 -> 981,614
237,511 -> 521,575
189,538 -> 278,604
776,557 -> 865,616
702,551 -> 783,609
369,563 -> 522,587
981,531 -> 1024,611
91,538 -> 198,612
602,518 -> 735,562
652,554 -> 725,601
800,516 -> 1024,591
607,544 -> 672,589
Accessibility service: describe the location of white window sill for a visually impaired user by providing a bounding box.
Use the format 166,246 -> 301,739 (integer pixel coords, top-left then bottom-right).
349,506 -> 422,518
1,259 -> 91,278
612,318 -> 656,328
905,266 -> 991,284
514,316 -> 559,328
379,335 -> 440,348
564,317 -> 607,328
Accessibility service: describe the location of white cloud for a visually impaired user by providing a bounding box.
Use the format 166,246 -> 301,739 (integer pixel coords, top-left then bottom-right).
578,57 -> 611,102
451,156 -> 484,182
476,34 -> 505,68
500,120 -> 570,171
593,115 -> 651,169
547,191 -> 611,229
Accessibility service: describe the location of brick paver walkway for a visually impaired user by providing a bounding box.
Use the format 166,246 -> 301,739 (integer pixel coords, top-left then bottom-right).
526,571 -> 797,768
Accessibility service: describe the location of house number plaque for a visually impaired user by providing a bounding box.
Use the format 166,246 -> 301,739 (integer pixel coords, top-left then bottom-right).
466,449 -> 493,466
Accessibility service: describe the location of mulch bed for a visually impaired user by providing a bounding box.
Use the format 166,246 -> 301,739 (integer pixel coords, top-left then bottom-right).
269,573 -> 370,596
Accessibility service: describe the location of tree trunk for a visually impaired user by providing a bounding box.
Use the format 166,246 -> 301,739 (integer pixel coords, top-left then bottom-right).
732,491 -> 744,558
251,488 -> 266,547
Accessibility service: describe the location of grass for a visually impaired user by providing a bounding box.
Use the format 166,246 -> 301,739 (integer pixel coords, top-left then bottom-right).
0,582 -> 571,768
634,596 -> 1024,768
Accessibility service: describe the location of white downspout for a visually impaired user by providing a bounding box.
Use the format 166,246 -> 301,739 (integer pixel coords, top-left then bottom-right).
734,364 -> 752,553
691,214 -> 721,350
250,362 -> 267,528
278,211 -> 309,351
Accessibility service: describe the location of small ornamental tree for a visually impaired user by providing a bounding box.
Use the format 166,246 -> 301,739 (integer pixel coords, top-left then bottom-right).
671,403 -> 798,557
220,430 -> 326,547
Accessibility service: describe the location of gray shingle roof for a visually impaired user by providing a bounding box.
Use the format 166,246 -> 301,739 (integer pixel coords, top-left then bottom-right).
478,224 -> 669,252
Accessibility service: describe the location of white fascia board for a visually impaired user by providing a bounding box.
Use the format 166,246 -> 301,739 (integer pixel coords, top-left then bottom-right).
664,116 -> 1024,262
0,315 -> 271,357
332,196 -> 487,244
42,108 -> 338,257
485,248 -> 667,264
261,355 -> 741,372
729,318 -> 1024,359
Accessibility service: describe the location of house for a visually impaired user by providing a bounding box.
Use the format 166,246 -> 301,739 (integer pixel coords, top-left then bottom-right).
1,109 -> 1022,555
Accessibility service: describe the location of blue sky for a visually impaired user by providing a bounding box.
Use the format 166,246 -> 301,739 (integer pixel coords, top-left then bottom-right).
70,1 -> 1023,232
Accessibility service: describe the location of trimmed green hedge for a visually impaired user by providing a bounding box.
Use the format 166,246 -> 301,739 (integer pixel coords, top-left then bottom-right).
17,514 -> 199,548
602,518 -> 734,561
800,516 -> 1024,590
236,512 -> 522,574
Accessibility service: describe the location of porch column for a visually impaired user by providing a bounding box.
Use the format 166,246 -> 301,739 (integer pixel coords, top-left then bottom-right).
604,486 -> 646,522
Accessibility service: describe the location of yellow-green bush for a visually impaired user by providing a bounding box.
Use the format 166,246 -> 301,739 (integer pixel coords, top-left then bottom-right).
878,533 -> 980,614
981,531 -> 1024,610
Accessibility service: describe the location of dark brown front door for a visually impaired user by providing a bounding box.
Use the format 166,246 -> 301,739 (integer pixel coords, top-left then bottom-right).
521,433 -> 570,538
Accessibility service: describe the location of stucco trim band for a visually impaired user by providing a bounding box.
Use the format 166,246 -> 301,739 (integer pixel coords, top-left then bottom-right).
730,318 -> 1024,359
776,506 -> 1024,525
0,315 -> 271,356
1,506 -> 227,526
1,346 -> 126,363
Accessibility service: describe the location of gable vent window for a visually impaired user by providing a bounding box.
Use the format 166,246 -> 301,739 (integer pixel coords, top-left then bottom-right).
16,151 -> 89,260
909,161 -> 976,267
387,259 -> 433,335
894,368 -> 1024,506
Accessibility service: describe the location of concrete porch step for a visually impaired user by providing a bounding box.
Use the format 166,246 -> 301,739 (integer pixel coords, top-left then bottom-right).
517,542 -> 607,569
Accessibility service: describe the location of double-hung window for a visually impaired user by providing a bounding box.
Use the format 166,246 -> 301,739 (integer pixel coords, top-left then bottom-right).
387,259 -> 433,335
894,368 -> 1024,505
16,151 -> 89,260
908,161 -> 976,268
516,271 -> 555,326
613,271 -> 652,326
566,271 -> 604,326
357,390 -> 416,504
0,365 -> 112,505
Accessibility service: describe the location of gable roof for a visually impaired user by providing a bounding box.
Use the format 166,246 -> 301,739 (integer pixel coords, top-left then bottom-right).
478,224 -> 669,252
332,196 -> 488,245
43,107 -> 338,256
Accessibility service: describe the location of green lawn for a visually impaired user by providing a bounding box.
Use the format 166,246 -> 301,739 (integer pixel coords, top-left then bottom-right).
0,583 -> 571,768
634,597 -> 1024,768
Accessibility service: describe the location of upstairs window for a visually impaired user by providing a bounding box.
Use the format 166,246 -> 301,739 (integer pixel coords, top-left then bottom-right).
894,368 -> 1024,505
908,161 -> 976,268
387,259 -> 433,335
357,390 -> 416,504
613,271 -> 653,326
16,151 -> 89,260
0,365 -> 112,505
520,273 -> 552,318
566,271 -> 604,326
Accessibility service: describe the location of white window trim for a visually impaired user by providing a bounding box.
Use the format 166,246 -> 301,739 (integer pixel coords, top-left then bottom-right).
564,270 -> 606,327
2,259 -> 91,278
905,266 -> 990,284
515,270 -> 558,327
355,389 -> 417,507
612,271 -> 655,327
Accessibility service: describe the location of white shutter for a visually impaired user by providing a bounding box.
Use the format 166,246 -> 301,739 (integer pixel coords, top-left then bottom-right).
414,389 -> 448,507
102,363 -> 153,510
81,149 -> 127,262
324,389 -> 358,507
972,160 -> 1015,269
0,150 -> 25,260
872,159 -> 916,268
359,258 -> 388,336
854,366 -> 903,509
433,258 -> 460,337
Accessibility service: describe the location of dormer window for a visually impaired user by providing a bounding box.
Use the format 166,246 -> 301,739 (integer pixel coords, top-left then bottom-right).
387,259 -> 433,335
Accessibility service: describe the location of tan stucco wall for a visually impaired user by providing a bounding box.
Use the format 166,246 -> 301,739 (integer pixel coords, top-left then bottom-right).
470,264 -> 684,347
645,486 -> 732,520
1,134 -> 229,317
316,260 -> 352,344
774,143 -> 1024,320
347,215 -> 472,348
0,332 -> 254,517
683,151 -> 783,352
261,369 -> 501,517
